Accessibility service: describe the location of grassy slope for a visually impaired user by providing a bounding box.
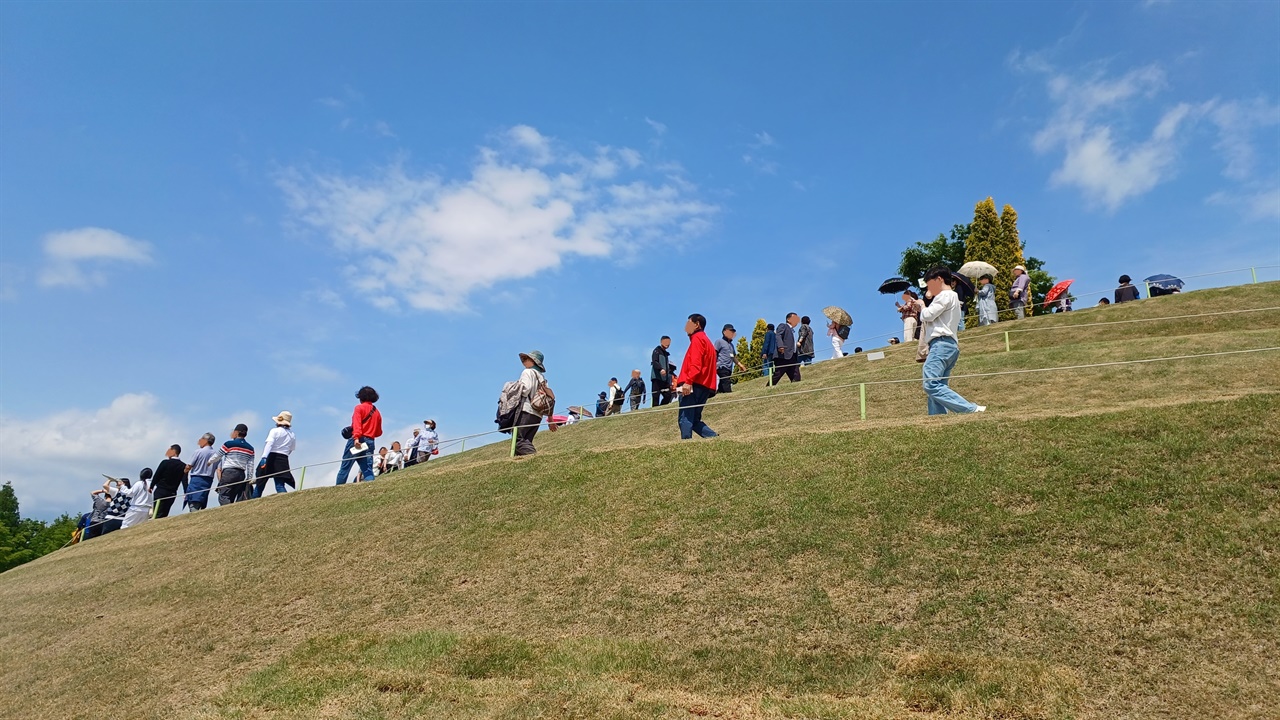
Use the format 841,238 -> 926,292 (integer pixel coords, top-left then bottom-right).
1,285 -> 1278,720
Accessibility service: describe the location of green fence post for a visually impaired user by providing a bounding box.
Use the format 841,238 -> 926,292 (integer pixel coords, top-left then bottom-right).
1252,267 -> 1258,284
1004,331 -> 1010,352
298,467 -> 306,490
150,500 -> 159,520
510,429 -> 517,458
859,383 -> 866,421
460,439 -> 465,453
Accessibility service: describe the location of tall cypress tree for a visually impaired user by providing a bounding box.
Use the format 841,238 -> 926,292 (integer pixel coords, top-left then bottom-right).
965,197 -> 1008,315
734,319 -> 767,381
999,205 -> 1029,315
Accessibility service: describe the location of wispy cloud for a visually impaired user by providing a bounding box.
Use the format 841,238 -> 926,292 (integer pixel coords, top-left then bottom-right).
751,131 -> 775,148
1206,98 -> 1280,181
644,117 -> 667,135
38,227 -> 153,288
278,125 -> 718,312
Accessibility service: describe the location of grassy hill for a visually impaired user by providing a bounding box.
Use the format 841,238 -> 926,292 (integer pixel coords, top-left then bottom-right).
2,284 -> 1278,720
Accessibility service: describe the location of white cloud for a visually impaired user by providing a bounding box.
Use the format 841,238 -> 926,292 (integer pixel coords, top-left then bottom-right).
1025,62 -> 1209,210
372,120 -> 396,138
1206,188 -> 1280,221
644,117 -> 667,135
38,227 -> 153,288
752,131 -> 775,148
1206,98 -> 1280,181
0,393 -> 185,516
278,126 -> 718,312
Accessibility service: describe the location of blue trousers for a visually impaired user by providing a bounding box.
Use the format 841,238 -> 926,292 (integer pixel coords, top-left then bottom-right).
678,384 -> 718,439
922,336 -> 978,415
334,436 -> 375,484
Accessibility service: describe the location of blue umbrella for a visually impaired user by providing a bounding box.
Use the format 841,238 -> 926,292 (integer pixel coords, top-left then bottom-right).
1144,274 -> 1184,297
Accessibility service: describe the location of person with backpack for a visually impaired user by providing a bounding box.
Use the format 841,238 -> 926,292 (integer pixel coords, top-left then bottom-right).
594,392 -> 608,418
650,337 -> 673,407
497,350 -> 557,457
98,478 -> 130,535
604,378 -> 622,416
335,389 -> 382,485
676,314 -> 719,440
827,320 -> 846,359
761,323 -> 778,376
253,411 -> 296,497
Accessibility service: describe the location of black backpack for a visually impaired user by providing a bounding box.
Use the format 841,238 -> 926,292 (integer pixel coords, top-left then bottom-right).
837,325 -> 851,340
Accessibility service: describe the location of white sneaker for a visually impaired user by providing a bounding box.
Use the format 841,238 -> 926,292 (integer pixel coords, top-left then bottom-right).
975,405 -> 987,413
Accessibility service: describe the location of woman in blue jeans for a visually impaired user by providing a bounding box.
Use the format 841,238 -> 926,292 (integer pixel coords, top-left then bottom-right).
918,265 -> 986,416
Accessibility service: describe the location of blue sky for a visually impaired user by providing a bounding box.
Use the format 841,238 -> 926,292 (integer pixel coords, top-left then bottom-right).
2,1 -> 1278,519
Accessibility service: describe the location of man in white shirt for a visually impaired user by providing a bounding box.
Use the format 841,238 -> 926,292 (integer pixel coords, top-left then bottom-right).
919,265 -> 986,416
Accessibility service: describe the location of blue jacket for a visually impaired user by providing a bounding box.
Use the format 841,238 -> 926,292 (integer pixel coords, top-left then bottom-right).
762,330 -> 778,359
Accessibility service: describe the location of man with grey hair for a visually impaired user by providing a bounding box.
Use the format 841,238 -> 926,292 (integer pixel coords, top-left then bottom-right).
184,432 -> 219,511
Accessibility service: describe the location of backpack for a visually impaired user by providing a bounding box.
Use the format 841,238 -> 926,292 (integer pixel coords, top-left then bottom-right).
837,325 -> 851,340
495,381 -> 523,434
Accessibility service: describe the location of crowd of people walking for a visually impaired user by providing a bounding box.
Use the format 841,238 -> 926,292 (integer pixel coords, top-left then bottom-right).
72,264 -> 1175,542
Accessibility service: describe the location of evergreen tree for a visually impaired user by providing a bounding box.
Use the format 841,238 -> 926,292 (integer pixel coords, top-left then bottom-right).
735,319 -> 767,381
965,197 -> 1009,315
0,483 -> 77,572
0,483 -> 19,534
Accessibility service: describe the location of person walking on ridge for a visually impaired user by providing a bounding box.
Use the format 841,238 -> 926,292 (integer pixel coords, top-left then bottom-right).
253,411 -> 296,497
651,336 -> 673,407
150,444 -> 187,519
624,370 -> 646,411
769,313 -> 802,385
185,433 -> 219,511
216,424 -> 255,505
976,274 -> 998,326
762,323 -> 778,376
827,320 -> 846,359
514,350 -> 556,456
797,316 -> 816,365
335,388 -> 382,485
714,324 -> 746,394
1115,275 -> 1141,303
676,313 -> 719,440
1010,265 -> 1030,319
919,265 -> 986,416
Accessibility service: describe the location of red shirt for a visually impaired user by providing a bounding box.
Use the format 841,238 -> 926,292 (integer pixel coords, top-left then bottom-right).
678,330 -> 718,390
352,402 -> 382,441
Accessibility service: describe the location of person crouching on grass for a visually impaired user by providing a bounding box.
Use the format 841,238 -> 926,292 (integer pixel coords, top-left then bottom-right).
675,313 -> 719,440
919,265 -> 986,416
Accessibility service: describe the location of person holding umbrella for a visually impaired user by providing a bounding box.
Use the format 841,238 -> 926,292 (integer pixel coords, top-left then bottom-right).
919,265 -> 985,416
823,306 -> 853,360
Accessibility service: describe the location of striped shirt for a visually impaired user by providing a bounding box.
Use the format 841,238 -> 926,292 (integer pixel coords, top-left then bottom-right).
217,437 -> 256,479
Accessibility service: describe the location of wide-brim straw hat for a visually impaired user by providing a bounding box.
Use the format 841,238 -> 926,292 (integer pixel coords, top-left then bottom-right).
519,350 -> 546,372
273,410 -> 293,426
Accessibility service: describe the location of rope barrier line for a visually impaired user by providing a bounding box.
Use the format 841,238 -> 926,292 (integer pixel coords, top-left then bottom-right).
70,344 -> 1280,541
65,270 -> 1279,541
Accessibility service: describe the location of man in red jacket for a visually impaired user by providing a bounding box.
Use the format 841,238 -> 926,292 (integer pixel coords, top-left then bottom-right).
675,313 -> 719,440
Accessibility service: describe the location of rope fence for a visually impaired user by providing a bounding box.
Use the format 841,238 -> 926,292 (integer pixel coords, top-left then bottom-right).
65,265 -> 1279,544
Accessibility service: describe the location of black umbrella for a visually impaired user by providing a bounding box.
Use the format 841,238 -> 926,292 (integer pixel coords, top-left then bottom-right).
879,277 -> 912,294
1143,273 -> 1184,297
950,272 -> 975,301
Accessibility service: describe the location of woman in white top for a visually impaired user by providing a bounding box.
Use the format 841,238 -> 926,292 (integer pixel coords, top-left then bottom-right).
514,350 -> 557,456
253,411 -> 297,498
121,468 -> 155,529
386,442 -> 404,472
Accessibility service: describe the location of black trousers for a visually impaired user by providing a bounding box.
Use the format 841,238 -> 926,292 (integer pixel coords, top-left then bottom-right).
770,355 -> 802,384
515,411 -> 541,456
717,366 -> 733,394
153,484 -> 182,519
651,379 -> 672,406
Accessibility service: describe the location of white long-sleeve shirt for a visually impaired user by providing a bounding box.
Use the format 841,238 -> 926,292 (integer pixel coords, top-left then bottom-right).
920,289 -> 962,340
261,426 -> 296,457
121,480 -> 154,528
